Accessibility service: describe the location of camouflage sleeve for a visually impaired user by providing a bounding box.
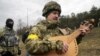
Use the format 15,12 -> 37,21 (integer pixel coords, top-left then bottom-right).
29,26 -> 41,37
0,28 -> 5,46
15,35 -> 21,55
15,35 -> 19,44
25,39 -> 63,55
13,30 -> 20,46
0,28 -> 4,37
25,26 -> 49,54
25,26 -> 64,55
16,36 -> 22,55
0,28 -> 5,53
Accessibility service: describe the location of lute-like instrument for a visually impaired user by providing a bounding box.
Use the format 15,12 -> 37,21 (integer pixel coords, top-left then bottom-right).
43,20 -> 94,56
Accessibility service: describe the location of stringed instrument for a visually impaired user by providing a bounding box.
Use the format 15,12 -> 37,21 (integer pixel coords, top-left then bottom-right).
43,20 -> 94,56
44,29 -> 80,56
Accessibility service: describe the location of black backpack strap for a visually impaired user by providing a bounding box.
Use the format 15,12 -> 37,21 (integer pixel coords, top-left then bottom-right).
22,31 -> 29,43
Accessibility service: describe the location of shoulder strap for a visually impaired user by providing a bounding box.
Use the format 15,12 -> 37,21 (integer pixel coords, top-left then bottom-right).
58,28 -> 68,35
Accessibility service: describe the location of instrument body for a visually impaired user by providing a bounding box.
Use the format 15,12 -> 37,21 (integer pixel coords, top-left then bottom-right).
45,36 -> 78,56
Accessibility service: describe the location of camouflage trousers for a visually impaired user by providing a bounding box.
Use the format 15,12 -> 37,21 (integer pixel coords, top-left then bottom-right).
0,46 -> 19,56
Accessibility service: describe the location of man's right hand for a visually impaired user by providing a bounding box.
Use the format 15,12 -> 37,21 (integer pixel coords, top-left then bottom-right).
56,40 -> 68,54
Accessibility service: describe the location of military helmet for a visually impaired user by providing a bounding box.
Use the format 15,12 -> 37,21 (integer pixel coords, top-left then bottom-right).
42,1 -> 61,17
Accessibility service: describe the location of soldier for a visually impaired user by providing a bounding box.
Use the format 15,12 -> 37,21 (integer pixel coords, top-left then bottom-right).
25,1 -> 93,56
0,18 -> 21,56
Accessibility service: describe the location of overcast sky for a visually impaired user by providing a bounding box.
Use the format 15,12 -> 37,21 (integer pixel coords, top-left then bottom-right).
0,0 -> 100,30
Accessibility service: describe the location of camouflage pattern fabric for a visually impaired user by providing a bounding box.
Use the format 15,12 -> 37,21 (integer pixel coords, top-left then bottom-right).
0,27 -> 20,56
42,1 -> 61,17
25,20 -> 72,55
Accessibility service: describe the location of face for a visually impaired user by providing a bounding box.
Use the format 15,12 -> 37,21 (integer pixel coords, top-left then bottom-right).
47,11 -> 60,24
6,20 -> 14,29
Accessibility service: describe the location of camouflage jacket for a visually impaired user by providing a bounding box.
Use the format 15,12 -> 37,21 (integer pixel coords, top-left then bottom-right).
25,20 -> 72,55
0,27 -> 20,55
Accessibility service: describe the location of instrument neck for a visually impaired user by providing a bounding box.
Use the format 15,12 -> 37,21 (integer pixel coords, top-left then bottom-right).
67,29 -> 81,44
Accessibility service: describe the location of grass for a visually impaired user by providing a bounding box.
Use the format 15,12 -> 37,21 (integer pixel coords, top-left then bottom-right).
78,27 -> 100,56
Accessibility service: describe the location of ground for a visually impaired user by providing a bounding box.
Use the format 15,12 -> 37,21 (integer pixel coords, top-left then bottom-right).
78,27 -> 100,56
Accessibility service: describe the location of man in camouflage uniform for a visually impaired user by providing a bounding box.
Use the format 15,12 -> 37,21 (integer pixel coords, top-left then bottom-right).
25,1 -> 69,55
0,18 -> 21,56
25,1 -> 92,56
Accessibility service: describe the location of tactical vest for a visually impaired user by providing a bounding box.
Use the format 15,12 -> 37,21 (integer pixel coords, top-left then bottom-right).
0,29 -> 18,47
